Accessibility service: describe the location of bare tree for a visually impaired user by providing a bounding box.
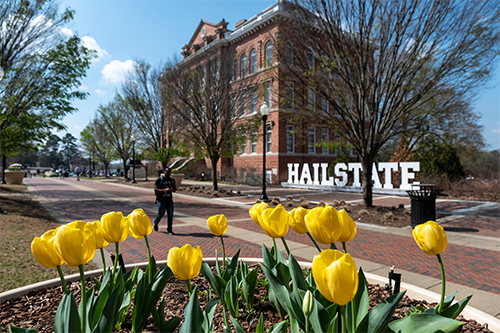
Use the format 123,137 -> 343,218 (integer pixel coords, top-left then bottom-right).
278,0 -> 499,206
162,46 -> 260,190
121,59 -> 180,169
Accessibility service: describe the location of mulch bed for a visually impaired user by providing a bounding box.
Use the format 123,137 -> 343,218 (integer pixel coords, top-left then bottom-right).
0,266 -> 492,332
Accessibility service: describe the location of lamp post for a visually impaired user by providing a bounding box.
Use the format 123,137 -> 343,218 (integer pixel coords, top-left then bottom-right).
88,154 -> 92,178
260,102 -> 270,201
131,135 -> 137,184
1,154 -> 6,184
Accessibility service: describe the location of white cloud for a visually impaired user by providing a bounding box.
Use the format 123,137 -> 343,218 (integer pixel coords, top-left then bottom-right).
60,27 -> 73,38
81,36 -> 110,62
79,84 -> 88,91
101,60 -> 135,85
94,89 -> 106,97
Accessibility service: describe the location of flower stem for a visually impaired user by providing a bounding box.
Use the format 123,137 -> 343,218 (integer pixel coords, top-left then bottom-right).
79,264 -> 87,333
100,248 -> 106,276
56,265 -> 67,293
281,237 -> 291,256
340,305 -> 346,333
220,235 -> 226,273
330,242 -> 338,250
272,238 -> 278,262
342,242 -> 347,253
113,242 -> 119,280
144,235 -> 151,260
436,253 -> 446,314
307,232 -> 322,253
186,279 -> 193,297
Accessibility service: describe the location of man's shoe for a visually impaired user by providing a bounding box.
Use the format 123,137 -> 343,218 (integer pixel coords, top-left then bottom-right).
154,223 -> 158,232
167,231 -> 175,235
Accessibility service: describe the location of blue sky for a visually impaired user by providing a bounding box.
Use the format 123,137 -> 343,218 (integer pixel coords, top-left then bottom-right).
57,0 -> 500,151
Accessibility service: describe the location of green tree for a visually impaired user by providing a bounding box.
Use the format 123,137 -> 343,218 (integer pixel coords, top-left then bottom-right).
60,133 -> 80,167
39,135 -> 62,169
414,138 -> 465,180
280,0 -> 499,206
0,0 -> 94,158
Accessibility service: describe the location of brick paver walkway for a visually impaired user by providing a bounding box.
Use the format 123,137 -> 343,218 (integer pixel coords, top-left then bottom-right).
23,177 -> 500,318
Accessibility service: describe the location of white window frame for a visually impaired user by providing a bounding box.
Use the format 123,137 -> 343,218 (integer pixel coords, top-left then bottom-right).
308,128 -> 316,154
286,125 -> 295,153
321,128 -> 329,154
266,125 -> 272,153
264,81 -> 272,108
239,93 -> 247,116
240,135 -> 247,155
307,48 -> 315,70
250,134 -> 257,154
265,41 -> 273,67
286,82 -> 294,109
250,49 -> 257,74
308,87 -> 316,112
321,94 -> 329,114
250,89 -> 257,113
240,53 -> 247,78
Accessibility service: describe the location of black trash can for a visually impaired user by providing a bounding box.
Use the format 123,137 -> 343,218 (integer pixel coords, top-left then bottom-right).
406,184 -> 438,228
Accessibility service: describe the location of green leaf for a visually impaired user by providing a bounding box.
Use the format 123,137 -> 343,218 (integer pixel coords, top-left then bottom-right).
355,291 -> 406,333
256,313 -> 265,333
202,298 -> 220,332
229,315 -> 246,333
201,261 -> 226,296
54,292 -> 81,333
346,268 -> 370,332
326,313 -> 339,333
225,276 -> 240,318
179,286 -> 204,333
275,262 -> 291,290
222,249 -> 241,282
268,320 -> 289,333
93,286 -> 122,333
440,295 -> 472,319
289,254 -> 307,295
262,244 -> 276,269
145,255 -> 157,283
387,313 -> 464,332
8,327 -> 38,333
152,297 -> 181,333
241,267 -> 258,311
442,291 -> 457,310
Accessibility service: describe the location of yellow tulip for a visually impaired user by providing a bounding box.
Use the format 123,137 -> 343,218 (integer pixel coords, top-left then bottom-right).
260,204 -> 290,238
167,244 -> 203,281
249,202 -> 269,226
413,220 -> 447,255
88,221 -> 109,249
207,214 -> 228,236
312,249 -> 358,305
31,228 -> 64,268
337,209 -> 357,243
304,206 -> 341,244
101,211 -> 128,243
54,221 -> 96,267
289,207 -> 309,234
127,208 -> 152,239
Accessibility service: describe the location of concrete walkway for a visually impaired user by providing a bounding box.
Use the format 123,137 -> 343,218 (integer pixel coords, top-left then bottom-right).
23,177 -> 500,321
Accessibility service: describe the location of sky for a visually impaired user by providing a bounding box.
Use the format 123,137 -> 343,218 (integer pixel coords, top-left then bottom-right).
57,0 -> 500,151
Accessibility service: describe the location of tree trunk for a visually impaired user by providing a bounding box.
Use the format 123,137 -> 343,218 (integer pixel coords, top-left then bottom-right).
211,157 -> 219,191
122,159 -> 128,180
362,155 -> 374,207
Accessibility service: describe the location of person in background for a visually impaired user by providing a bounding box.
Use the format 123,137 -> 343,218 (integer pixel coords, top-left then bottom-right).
74,166 -> 80,181
153,167 -> 177,235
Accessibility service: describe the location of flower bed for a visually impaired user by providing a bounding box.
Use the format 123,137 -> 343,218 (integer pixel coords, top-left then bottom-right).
3,205 -> 498,332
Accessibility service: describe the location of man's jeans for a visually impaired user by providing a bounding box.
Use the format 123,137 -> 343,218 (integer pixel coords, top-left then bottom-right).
153,199 -> 174,232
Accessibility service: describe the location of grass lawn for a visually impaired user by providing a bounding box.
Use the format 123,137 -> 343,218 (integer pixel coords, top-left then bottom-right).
0,185 -> 97,293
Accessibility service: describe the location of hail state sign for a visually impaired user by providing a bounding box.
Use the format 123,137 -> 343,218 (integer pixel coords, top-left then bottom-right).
287,162 -> 420,190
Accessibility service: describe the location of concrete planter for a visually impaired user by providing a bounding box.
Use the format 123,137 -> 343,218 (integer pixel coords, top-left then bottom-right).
1,258 -> 498,332
5,171 -> 26,185
171,174 -> 184,187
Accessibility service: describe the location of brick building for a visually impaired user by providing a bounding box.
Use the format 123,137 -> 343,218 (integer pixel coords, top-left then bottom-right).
173,1 -> 355,185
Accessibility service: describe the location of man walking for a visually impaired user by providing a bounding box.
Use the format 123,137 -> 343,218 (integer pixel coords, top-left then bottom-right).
153,167 -> 177,234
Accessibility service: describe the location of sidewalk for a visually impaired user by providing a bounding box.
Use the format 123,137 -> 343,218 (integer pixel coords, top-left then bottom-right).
24,177 -> 500,321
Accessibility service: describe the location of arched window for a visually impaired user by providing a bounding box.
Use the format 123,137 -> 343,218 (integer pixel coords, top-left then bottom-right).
265,41 -> 273,67
285,41 -> 293,66
250,49 -> 257,73
240,53 -> 247,78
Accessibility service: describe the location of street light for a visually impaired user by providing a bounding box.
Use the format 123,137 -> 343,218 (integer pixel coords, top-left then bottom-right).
131,135 -> 137,184
88,154 -> 92,178
1,154 -> 6,184
260,102 -> 270,202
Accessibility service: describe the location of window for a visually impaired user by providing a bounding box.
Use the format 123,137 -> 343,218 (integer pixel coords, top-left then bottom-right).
335,132 -> 342,155
239,93 -> 247,116
250,49 -> 257,74
250,89 -> 257,113
307,87 -> 315,112
321,94 -> 329,114
308,128 -> 316,154
231,95 -> 237,118
266,125 -> 272,153
286,125 -> 295,153
233,59 -> 238,81
240,135 -> 247,154
307,48 -> 315,70
286,82 -> 294,109
240,53 -> 247,78
321,51 -> 328,74
285,41 -> 293,66
322,128 -> 329,154
264,81 -> 272,108
265,41 -> 273,67
250,134 -> 257,153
